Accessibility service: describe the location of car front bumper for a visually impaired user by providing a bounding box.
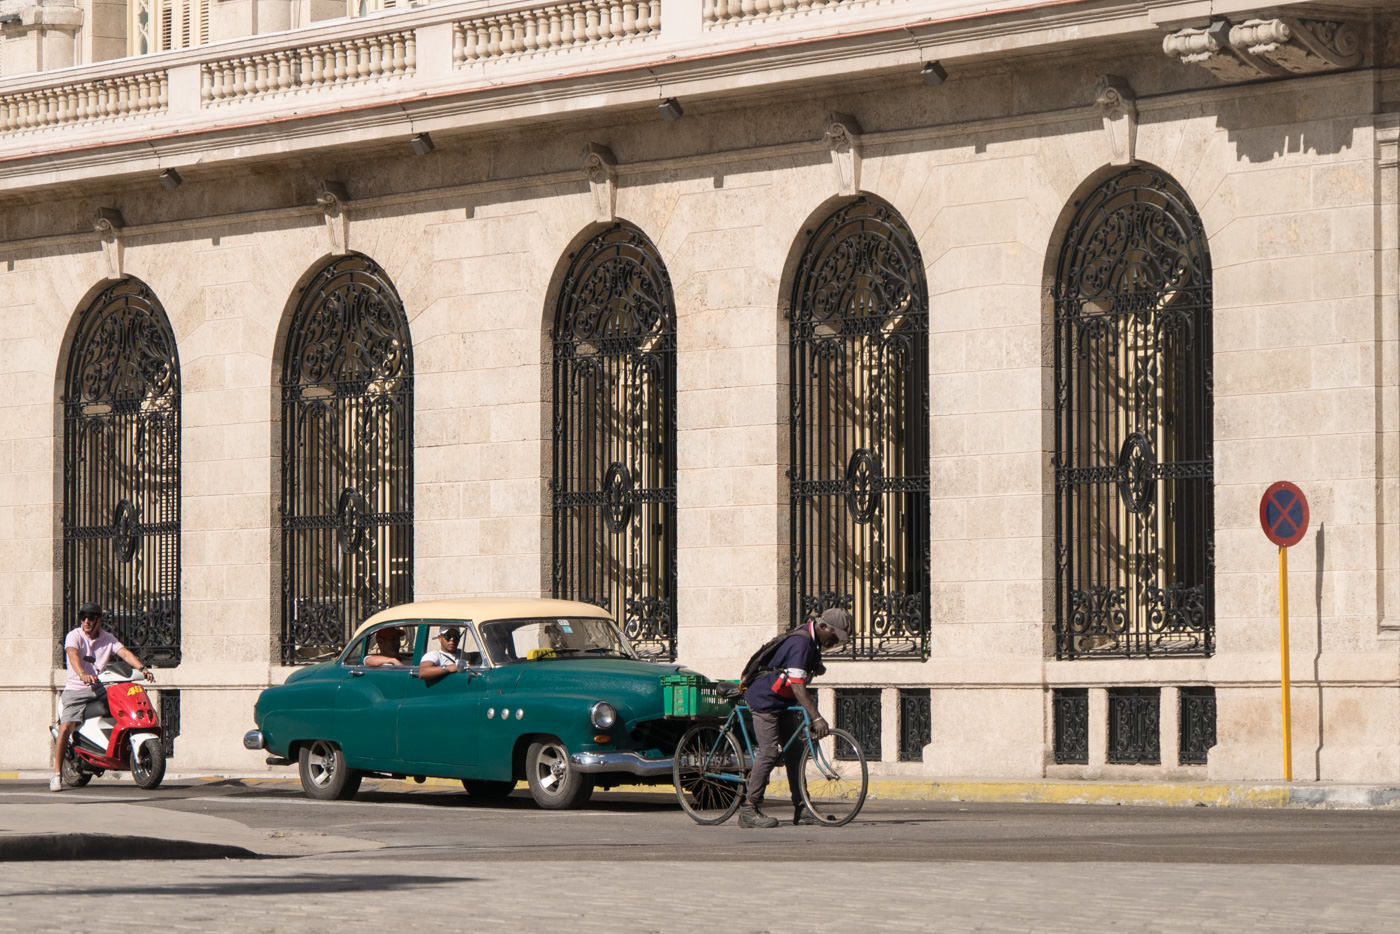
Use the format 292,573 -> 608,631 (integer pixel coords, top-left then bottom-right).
570,750 -> 673,778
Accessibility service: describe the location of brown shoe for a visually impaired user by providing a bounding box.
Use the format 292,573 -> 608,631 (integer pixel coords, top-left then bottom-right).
737,804 -> 779,828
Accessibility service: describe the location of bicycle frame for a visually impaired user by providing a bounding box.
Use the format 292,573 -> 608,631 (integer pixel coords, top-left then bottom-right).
694,701 -> 834,786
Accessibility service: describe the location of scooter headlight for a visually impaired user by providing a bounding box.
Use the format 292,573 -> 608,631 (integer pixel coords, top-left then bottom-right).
590,701 -> 617,730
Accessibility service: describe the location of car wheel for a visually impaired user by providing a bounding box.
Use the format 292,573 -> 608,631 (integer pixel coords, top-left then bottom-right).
461,779 -> 515,802
130,738 -> 166,789
525,739 -> 594,810
298,740 -> 363,801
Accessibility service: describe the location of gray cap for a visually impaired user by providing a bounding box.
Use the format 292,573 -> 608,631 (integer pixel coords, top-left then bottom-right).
818,607 -> 850,643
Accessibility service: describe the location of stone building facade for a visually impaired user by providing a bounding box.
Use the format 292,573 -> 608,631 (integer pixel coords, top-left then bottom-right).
2,0 -> 1398,783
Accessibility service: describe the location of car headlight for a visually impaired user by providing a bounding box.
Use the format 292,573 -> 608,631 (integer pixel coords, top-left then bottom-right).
590,701 -> 618,729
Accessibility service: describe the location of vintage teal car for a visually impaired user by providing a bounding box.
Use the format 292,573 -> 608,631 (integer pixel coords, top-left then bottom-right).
243,597 -> 699,809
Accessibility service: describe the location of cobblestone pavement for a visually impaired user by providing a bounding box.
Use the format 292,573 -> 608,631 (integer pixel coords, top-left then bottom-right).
1,858 -> 1396,933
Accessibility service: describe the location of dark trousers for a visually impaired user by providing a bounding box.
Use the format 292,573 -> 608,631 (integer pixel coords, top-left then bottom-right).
745,708 -> 802,808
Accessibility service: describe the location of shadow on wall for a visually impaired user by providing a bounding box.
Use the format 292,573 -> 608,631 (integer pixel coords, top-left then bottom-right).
1220,87 -> 1362,164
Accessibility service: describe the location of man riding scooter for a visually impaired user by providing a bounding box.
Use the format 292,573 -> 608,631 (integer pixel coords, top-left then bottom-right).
51,603 -> 155,792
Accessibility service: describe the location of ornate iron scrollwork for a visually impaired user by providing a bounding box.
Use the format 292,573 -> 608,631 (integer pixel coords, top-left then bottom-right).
1107,687 -> 1161,764
552,224 -> 677,660
280,254 -> 413,664
845,449 -> 881,524
335,487 -> 371,554
602,461 -> 635,534
1053,689 -> 1090,764
111,499 -> 140,563
1117,432 -> 1157,515
789,197 -> 930,661
1178,686 -> 1216,765
835,688 -> 882,761
62,277 -> 181,667
899,689 -> 931,762
1052,166 -> 1213,660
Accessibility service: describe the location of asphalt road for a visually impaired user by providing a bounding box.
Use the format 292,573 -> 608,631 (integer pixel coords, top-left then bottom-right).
8,776 -> 1400,864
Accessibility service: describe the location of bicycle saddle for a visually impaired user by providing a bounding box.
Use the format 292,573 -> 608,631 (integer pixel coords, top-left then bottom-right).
715,681 -> 741,701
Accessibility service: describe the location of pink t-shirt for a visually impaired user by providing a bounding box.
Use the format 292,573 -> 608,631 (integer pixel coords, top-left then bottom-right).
63,627 -> 124,692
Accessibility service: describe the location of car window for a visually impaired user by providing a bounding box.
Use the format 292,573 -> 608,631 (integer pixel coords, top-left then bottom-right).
344,622 -> 420,668
478,616 -> 637,665
423,621 -> 487,668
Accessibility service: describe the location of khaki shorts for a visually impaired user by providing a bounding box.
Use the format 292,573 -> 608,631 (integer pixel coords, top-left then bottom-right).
59,687 -> 101,724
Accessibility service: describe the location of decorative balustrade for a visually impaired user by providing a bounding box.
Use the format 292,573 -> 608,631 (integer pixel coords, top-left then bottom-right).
0,71 -> 168,133
202,31 -> 416,104
703,0 -> 859,28
453,0 -> 660,63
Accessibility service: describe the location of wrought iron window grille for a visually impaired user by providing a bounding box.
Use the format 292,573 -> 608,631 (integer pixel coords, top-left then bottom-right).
1178,685 -> 1217,765
1053,688 -> 1089,765
788,197 -> 930,661
835,688 -> 882,761
898,688 -> 931,762
62,277 -> 182,667
158,689 -> 180,759
1107,687 -> 1161,765
1052,166 -> 1214,660
280,253 -> 414,665
551,223 -> 678,661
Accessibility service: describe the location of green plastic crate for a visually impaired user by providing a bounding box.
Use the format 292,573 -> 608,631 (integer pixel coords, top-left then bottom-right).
662,674 -> 734,718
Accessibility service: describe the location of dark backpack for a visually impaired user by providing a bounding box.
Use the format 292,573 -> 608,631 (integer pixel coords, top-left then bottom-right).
737,627 -> 826,693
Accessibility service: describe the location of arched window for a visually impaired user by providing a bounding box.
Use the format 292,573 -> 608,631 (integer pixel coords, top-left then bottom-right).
1052,166 -> 1214,659
63,277 -> 181,666
788,197 -> 930,660
551,223 -> 677,660
280,254 -> 413,664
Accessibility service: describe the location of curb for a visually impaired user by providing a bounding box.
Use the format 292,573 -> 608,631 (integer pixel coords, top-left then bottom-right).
0,833 -> 259,861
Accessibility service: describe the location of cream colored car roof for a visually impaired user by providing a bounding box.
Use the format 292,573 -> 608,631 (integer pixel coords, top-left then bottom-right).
350,597 -> 614,641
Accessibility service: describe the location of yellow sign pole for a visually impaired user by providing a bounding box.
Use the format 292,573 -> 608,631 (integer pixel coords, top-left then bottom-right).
1278,544 -> 1292,781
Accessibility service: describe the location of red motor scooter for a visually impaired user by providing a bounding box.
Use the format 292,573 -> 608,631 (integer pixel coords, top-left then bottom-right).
51,661 -> 166,789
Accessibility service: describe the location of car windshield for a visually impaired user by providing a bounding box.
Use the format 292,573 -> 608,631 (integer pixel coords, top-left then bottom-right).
478,616 -> 638,665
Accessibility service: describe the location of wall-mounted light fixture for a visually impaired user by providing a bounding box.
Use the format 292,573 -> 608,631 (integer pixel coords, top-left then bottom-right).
658,98 -> 683,122
921,61 -> 948,86
159,168 -> 182,189
410,132 -> 435,155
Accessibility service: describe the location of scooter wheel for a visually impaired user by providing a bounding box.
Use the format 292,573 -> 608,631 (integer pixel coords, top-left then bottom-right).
131,738 -> 166,789
60,748 -> 93,788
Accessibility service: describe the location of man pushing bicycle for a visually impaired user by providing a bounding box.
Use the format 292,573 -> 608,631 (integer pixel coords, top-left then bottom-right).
737,607 -> 850,828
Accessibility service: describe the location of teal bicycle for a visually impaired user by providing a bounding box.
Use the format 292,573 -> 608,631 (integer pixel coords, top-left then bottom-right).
671,685 -> 868,826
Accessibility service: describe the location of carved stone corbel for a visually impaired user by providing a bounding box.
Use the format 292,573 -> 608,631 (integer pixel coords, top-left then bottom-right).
93,207 -> 124,280
316,181 -> 350,255
1163,17 -> 1362,81
583,143 -> 617,224
824,113 -> 862,196
1094,75 -> 1137,166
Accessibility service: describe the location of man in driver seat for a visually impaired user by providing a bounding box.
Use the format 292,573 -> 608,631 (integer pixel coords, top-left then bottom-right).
419,626 -> 472,682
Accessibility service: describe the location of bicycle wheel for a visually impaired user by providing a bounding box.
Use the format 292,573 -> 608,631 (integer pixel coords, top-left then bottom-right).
673,723 -> 745,825
798,727 -> 867,826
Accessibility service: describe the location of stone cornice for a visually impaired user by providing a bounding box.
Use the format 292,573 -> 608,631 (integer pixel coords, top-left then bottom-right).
0,0 -> 1381,196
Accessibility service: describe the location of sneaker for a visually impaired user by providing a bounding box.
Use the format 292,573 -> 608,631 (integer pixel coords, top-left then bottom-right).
48,774 -> 62,792
737,804 -> 778,829
793,804 -> 820,825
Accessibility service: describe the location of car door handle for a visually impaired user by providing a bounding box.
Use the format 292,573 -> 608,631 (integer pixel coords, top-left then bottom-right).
351,670 -> 365,677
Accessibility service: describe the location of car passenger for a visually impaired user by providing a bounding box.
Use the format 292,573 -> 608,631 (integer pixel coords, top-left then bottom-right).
364,627 -> 408,667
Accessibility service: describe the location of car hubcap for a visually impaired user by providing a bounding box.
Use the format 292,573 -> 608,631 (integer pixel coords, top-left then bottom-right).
538,745 -> 566,792
309,742 -> 334,786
